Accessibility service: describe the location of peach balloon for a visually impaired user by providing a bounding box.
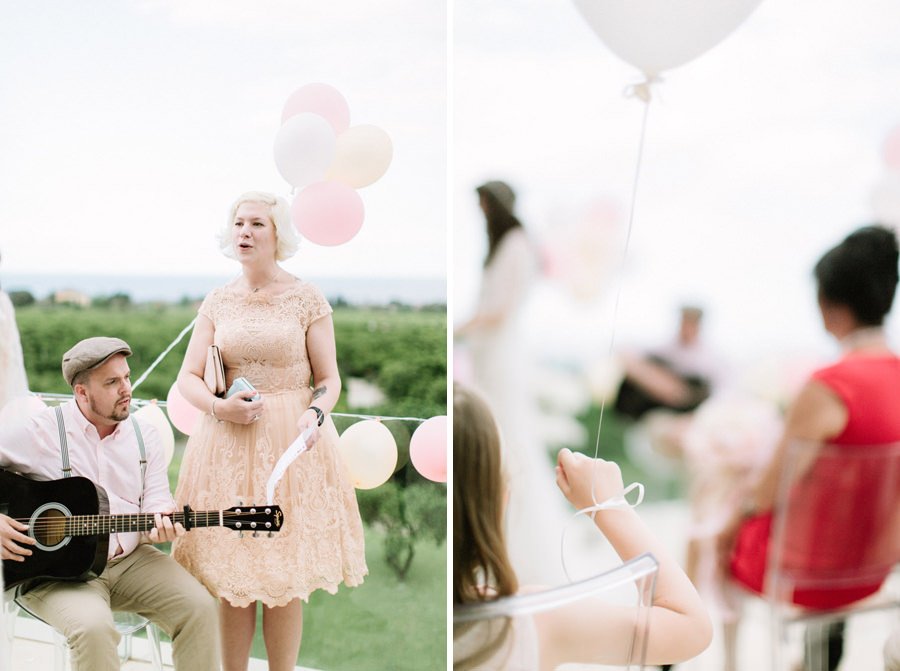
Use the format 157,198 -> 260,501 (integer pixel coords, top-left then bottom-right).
337,419 -> 398,489
409,415 -> 447,483
281,83 -> 350,135
292,180 -> 365,246
165,382 -> 201,436
325,124 -> 393,189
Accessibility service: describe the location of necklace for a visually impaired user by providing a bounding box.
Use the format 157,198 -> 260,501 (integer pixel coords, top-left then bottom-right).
247,270 -> 280,293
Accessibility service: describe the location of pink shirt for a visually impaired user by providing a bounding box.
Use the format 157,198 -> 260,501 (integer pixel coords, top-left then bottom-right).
0,400 -> 174,559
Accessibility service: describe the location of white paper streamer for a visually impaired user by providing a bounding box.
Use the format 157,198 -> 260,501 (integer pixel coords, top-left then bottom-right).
266,426 -> 315,504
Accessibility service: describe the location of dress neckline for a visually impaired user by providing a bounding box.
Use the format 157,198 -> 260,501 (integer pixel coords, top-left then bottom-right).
223,276 -> 303,300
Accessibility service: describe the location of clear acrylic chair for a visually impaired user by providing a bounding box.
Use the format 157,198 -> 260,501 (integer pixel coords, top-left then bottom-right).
453,552 -> 659,670
765,440 -> 900,671
3,592 -> 164,671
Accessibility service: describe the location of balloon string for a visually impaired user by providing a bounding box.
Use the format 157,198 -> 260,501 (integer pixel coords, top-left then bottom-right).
589,93 -> 652,505
130,317 -> 197,392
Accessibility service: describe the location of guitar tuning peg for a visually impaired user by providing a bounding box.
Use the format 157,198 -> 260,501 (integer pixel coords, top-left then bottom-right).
252,531 -> 259,538
237,531 -> 244,539
267,532 -> 274,539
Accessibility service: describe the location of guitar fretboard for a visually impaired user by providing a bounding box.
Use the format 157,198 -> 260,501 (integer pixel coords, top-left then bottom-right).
63,510 -> 224,536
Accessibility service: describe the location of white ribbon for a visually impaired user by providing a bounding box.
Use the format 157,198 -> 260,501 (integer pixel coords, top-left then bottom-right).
266,426 -> 314,504
560,482 -> 645,583
623,75 -> 663,103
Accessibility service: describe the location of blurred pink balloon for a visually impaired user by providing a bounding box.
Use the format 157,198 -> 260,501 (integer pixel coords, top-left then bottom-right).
292,181 -> 365,246
409,415 -> 447,483
166,382 -> 201,436
281,83 -> 350,135
884,125 -> 900,171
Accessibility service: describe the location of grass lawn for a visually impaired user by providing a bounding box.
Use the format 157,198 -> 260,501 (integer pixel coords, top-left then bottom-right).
256,528 -> 446,670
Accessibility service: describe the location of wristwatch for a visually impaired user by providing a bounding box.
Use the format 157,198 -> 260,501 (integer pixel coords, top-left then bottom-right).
308,405 -> 325,427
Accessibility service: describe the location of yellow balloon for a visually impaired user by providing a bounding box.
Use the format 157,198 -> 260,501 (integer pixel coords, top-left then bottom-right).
134,402 -> 176,466
337,419 -> 397,489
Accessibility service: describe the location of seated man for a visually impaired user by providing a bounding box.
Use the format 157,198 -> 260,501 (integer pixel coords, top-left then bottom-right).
0,337 -> 219,671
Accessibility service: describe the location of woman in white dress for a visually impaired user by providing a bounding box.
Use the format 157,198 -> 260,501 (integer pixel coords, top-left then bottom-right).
0,252 -> 29,410
455,181 -> 567,584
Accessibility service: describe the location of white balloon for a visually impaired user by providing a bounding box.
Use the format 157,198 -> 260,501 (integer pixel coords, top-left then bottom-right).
273,113 -> 336,188
572,0 -> 762,77
337,419 -> 397,490
134,402 -> 176,466
0,395 -> 46,431
325,125 -> 394,189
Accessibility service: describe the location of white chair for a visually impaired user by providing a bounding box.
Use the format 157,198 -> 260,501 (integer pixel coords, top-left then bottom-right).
764,440 -> 900,671
3,592 -> 164,671
453,553 -> 659,670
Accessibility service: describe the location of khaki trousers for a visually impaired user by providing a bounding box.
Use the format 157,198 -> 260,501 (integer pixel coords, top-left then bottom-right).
18,543 -> 220,671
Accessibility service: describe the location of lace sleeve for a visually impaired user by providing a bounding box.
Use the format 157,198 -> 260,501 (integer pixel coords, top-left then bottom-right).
302,283 -> 333,328
197,288 -> 220,324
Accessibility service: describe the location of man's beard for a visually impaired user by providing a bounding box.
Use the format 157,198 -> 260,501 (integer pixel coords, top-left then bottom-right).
92,397 -> 129,422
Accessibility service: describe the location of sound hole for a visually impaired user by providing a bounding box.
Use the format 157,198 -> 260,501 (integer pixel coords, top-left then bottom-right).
30,503 -> 72,551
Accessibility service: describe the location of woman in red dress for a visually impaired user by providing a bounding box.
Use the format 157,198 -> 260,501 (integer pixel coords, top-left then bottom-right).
717,225 -> 900,671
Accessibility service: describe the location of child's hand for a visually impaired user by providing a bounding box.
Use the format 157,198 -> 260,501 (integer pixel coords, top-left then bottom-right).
555,448 -> 624,510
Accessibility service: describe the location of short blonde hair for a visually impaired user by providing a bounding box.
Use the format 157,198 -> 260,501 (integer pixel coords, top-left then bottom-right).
218,191 -> 300,261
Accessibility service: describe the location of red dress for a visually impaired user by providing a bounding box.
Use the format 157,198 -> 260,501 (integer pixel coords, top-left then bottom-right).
730,354 -> 900,609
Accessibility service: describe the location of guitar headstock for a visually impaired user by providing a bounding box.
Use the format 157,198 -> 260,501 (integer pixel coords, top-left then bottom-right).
221,504 -> 284,533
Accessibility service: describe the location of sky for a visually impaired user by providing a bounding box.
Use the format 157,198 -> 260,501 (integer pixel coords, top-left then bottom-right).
0,0 -> 446,280
453,0 -> 900,375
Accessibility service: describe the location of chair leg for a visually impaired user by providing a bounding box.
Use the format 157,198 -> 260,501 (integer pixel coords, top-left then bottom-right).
147,622 -> 164,671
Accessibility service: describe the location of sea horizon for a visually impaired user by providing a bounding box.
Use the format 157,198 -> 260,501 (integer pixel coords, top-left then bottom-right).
2,273 -> 446,307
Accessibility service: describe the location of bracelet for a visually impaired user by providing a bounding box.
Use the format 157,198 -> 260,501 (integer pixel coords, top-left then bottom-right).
211,399 -> 224,423
308,405 -> 325,427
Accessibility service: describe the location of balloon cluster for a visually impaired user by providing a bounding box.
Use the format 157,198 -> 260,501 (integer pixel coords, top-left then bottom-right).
871,125 -> 900,230
273,83 -> 393,246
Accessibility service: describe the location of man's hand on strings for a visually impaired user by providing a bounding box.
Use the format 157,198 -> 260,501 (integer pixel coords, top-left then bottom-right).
0,512 -> 35,562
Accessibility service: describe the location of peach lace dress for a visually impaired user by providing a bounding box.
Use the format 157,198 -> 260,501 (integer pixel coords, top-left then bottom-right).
173,280 -> 367,606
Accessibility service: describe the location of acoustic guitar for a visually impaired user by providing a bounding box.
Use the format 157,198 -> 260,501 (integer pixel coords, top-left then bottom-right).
1,469 -> 283,590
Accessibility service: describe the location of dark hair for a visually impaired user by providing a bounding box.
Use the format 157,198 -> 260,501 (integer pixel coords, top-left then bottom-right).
814,225 -> 900,326
476,186 -> 522,267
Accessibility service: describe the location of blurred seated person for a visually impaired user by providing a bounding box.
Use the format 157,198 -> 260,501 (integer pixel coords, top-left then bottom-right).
615,305 -> 723,422
718,225 -> 900,671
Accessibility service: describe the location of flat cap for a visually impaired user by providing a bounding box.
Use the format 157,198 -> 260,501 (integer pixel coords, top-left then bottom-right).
62,336 -> 132,386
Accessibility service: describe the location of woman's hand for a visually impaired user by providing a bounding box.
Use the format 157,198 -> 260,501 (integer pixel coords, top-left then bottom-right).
555,448 -> 624,510
216,391 -> 264,425
296,408 -> 321,448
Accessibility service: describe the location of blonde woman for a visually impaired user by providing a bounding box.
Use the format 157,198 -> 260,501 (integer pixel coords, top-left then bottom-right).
173,191 -> 367,671
453,383 -> 712,669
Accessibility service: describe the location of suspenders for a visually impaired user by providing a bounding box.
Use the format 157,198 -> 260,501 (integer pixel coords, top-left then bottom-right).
53,405 -> 148,510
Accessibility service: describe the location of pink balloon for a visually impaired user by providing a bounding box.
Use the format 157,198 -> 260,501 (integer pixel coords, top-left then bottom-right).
409,415 -> 447,483
884,125 -> 900,171
166,382 -> 202,436
292,181 -> 365,246
281,83 -> 350,135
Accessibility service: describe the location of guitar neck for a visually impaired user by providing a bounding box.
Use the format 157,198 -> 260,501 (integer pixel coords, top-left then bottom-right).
64,510 -> 228,537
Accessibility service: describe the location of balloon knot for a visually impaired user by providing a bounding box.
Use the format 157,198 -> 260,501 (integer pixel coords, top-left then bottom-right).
624,75 -> 663,103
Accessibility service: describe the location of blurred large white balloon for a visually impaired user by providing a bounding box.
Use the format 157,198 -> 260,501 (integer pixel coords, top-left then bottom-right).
0,395 -> 46,431
134,402 -> 175,466
872,173 -> 900,230
572,0 -> 762,77
325,125 -> 393,188
273,113 -> 336,188
337,419 -> 398,489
